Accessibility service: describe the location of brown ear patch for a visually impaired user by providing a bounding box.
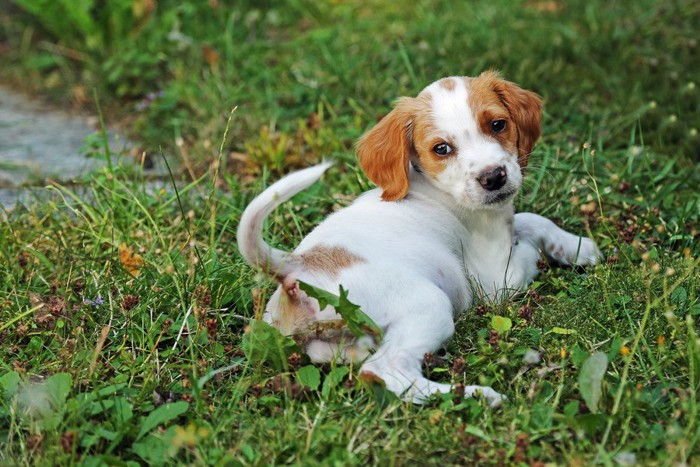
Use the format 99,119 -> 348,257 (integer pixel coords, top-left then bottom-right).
356,97 -> 422,201
469,71 -> 543,168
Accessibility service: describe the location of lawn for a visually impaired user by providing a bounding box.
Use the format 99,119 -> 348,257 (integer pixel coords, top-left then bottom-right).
1,0 -> 699,464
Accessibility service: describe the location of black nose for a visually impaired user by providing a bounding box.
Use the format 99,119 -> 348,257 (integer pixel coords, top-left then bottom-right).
478,166 -> 507,191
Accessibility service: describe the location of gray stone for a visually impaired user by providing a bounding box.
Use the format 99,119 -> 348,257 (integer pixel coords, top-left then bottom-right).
0,85 -> 135,208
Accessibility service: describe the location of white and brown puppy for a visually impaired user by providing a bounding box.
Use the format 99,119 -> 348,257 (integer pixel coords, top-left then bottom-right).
237,71 -> 600,406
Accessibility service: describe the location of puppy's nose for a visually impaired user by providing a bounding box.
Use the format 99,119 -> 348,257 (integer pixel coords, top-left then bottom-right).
478,166 -> 507,191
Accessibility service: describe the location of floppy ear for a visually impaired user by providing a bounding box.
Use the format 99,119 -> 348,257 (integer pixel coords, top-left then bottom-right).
357,97 -> 417,201
490,75 -> 542,168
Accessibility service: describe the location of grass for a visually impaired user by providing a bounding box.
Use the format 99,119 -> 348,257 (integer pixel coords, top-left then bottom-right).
1,0 -> 699,464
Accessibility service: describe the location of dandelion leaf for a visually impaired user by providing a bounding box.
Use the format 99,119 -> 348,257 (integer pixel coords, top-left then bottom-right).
298,282 -> 383,339
241,319 -> 300,370
578,352 -> 608,414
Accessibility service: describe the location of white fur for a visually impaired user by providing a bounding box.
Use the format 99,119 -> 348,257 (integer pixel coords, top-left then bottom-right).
237,76 -> 601,407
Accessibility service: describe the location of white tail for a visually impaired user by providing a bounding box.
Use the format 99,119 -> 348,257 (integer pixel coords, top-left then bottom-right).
236,162 -> 333,278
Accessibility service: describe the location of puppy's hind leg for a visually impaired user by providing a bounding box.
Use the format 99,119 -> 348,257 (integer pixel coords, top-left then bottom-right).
359,287 -> 504,407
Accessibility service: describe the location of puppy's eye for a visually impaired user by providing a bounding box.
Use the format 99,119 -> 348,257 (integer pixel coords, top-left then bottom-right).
433,143 -> 453,156
491,119 -> 507,133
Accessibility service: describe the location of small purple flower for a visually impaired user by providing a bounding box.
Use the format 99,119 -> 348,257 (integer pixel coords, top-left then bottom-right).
84,296 -> 104,307
136,90 -> 165,111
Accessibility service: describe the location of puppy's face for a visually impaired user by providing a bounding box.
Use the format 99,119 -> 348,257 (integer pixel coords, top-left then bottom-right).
357,72 -> 542,208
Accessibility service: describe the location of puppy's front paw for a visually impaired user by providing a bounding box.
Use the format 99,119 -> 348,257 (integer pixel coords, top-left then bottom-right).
570,237 -> 602,266
547,235 -> 602,267
464,385 -> 506,408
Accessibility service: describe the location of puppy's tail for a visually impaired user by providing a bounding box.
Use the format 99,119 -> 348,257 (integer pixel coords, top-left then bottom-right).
237,162 -> 333,278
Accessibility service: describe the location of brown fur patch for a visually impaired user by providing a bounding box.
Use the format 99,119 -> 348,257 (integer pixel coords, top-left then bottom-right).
359,370 -> 385,385
288,319 -> 347,347
409,99 -> 451,179
438,78 -> 456,91
301,244 -> 366,276
271,246 -> 364,336
468,71 -> 542,168
275,289 -> 315,335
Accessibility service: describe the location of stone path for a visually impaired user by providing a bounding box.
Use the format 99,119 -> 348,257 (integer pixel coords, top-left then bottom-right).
0,85 -> 133,209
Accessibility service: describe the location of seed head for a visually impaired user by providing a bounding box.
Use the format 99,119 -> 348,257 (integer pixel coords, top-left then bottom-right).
489,330 -> 500,347
451,357 -> 466,375
121,294 -> 140,311
452,382 -> 465,401
517,305 -> 534,322
288,352 -> 302,369
344,377 -> 356,391
60,431 -> 76,453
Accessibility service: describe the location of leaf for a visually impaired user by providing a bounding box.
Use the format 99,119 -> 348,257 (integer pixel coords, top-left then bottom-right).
569,345 -> 589,367
322,366 -> 350,398
298,282 -> 383,339
137,401 -> 188,440
44,372 -> 72,407
607,336 -> 623,361
670,287 -> 687,304
241,320 -> 300,370
563,400 -> 580,419
491,315 -> 512,333
89,398 -> 115,416
578,352 -> 608,414
97,382 -> 128,397
296,365 -> 321,390
240,444 -> 257,462
196,359 -> 245,389
133,426 -> 178,464
576,413 -> 607,437
548,327 -> 577,335
113,397 -> 133,426
14,372 -> 73,430
691,304 -> 700,316
462,425 -> 492,441
0,371 -> 21,400
529,403 -> 553,429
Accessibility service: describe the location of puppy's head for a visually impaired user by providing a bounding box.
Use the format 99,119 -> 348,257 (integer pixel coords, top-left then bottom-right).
357,71 -> 542,207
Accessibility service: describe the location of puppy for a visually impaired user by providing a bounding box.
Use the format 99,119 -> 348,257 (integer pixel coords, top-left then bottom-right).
237,71 -> 600,406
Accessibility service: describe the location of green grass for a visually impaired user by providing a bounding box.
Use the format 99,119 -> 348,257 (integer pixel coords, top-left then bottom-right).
1,0 -> 700,464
